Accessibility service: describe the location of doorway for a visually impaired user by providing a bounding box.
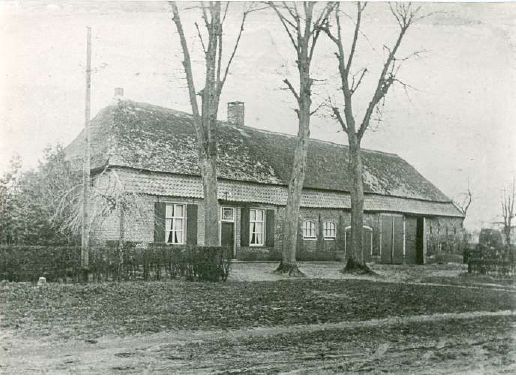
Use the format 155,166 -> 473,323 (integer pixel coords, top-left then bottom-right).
221,207 -> 235,258
416,217 -> 425,264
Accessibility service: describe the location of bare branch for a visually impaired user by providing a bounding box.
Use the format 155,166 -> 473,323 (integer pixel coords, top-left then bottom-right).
269,2 -> 298,49
169,2 -> 203,136
283,78 -> 300,102
358,4 -> 418,140
221,1 -> 230,24
331,106 -> 348,134
195,22 -> 207,54
346,1 -> 364,73
218,9 -> 248,95
350,68 -> 367,94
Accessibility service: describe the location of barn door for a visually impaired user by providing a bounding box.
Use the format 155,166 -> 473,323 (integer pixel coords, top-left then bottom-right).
380,216 -> 393,263
380,215 -> 405,264
392,216 -> 404,264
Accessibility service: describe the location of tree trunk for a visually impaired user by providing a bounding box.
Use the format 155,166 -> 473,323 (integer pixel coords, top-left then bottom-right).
275,71 -> 311,277
200,155 -> 219,247
344,136 -> 373,274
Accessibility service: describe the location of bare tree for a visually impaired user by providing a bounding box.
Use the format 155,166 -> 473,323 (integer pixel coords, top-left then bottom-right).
269,1 -> 335,276
170,2 -> 250,246
501,178 -> 515,247
454,179 -> 473,216
322,2 -> 423,271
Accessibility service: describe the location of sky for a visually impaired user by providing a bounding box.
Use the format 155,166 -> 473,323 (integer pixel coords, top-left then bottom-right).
1,1 -> 515,232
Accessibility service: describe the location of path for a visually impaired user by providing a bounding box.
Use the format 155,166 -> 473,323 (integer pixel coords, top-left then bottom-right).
2,309 -> 514,374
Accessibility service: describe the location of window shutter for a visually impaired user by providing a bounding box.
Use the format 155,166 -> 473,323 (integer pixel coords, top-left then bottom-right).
154,202 -> 166,243
186,204 -> 198,245
241,207 -> 250,247
265,209 -> 275,247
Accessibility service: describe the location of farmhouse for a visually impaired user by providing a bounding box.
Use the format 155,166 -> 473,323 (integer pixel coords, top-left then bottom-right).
65,96 -> 465,264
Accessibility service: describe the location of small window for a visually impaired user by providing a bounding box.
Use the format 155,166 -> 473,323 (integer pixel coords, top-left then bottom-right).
250,209 -> 265,246
302,220 -> 316,239
221,207 -> 234,222
165,203 -> 185,244
323,221 -> 336,239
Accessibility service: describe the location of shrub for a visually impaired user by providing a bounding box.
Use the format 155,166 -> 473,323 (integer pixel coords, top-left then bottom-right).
0,245 -> 80,282
0,243 -> 232,283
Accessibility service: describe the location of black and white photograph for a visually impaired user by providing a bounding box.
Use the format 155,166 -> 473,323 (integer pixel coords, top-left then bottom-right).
0,0 -> 515,374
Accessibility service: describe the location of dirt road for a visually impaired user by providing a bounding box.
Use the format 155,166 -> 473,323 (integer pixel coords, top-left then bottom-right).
2,310 -> 514,374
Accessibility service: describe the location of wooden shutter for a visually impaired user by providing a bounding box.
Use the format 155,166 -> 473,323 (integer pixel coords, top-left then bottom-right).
265,209 -> 275,247
186,204 -> 198,245
154,202 -> 166,243
240,207 -> 250,247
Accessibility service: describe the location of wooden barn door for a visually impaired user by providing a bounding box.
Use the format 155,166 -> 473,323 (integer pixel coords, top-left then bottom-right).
392,216 -> 404,264
380,215 -> 405,264
380,216 -> 393,263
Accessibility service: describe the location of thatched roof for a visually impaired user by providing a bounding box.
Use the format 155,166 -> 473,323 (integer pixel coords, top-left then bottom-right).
65,100 -> 460,212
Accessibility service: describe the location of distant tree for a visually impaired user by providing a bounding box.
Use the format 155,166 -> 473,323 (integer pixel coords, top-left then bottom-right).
454,180 -> 473,217
501,178 -> 515,247
0,154 -> 22,244
269,1 -> 335,276
0,146 -> 81,245
321,2 -> 423,272
170,1 -> 252,246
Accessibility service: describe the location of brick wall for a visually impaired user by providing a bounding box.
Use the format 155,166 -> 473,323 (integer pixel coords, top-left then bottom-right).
89,170 -> 464,264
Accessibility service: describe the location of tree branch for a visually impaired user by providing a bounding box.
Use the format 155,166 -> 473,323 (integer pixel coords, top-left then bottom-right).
283,78 -> 300,103
269,2 -> 298,50
331,106 -> 348,134
195,22 -> 207,54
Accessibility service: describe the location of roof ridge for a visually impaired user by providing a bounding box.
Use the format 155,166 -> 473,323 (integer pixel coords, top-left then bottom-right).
115,99 -> 400,158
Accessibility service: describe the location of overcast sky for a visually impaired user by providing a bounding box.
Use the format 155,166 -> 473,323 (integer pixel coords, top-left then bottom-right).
1,1 -> 515,232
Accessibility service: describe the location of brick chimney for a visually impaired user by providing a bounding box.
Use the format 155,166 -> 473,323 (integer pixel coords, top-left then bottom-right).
113,87 -> 124,101
227,101 -> 244,127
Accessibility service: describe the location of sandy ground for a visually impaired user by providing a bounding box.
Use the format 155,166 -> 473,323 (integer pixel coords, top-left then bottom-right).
1,310 -> 515,374
1,263 -> 514,374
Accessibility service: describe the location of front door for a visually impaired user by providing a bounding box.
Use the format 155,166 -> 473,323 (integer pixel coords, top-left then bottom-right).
221,207 -> 235,258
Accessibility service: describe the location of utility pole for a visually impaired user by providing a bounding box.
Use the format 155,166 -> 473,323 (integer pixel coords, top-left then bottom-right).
80,26 -> 92,283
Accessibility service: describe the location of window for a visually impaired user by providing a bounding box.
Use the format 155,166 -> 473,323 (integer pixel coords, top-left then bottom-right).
165,203 -> 185,244
323,221 -> 336,239
302,220 -> 316,239
221,207 -> 234,222
250,209 -> 265,246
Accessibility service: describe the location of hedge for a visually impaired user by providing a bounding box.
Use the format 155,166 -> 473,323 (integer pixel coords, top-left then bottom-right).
466,245 -> 515,277
0,243 -> 232,283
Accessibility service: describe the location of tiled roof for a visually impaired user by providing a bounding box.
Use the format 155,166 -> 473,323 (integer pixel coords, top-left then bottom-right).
111,168 -> 463,218
65,99 -> 457,206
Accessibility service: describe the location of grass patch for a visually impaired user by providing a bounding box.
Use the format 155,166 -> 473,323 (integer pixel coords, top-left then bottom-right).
1,279 -> 515,341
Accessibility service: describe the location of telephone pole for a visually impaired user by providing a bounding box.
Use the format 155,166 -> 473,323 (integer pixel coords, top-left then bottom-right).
80,26 -> 92,283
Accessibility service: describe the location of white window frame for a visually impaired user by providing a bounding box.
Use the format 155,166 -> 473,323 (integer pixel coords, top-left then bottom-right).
165,203 -> 186,245
323,221 -> 337,240
221,207 -> 235,222
302,220 -> 317,239
249,208 -> 265,246
344,225 -> 373,255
